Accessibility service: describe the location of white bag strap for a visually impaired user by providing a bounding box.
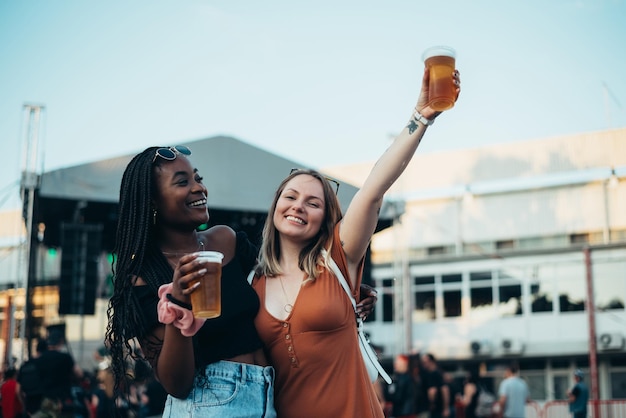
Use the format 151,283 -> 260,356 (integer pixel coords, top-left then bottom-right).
322,249 -> 392,384
247,269 -> 255,285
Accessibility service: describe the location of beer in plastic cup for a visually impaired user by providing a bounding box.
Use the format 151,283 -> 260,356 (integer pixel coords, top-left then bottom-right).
422,46 -> 456,111
190,251 -> 224,318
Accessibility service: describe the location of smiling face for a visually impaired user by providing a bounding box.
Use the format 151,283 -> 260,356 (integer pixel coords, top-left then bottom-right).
273,174 -> 326,244
152,156 -> 209,229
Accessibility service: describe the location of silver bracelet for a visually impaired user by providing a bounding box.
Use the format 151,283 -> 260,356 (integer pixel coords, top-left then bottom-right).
413,110 -> 434,126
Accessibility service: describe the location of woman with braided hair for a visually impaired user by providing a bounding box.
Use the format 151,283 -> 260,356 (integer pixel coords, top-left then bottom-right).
105,146 -> 376,417
105,145 -> 276,417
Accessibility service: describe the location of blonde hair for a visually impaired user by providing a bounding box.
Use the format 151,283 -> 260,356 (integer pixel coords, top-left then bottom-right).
257,169 -> 343,281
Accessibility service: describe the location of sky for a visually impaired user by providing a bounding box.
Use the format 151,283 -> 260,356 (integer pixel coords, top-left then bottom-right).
1,0 -> 625,211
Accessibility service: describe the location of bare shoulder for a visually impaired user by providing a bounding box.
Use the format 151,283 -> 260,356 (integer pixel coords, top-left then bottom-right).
201,225 -> 237,262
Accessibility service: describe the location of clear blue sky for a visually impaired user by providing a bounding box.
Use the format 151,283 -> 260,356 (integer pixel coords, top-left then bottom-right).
1,0 -> 625,210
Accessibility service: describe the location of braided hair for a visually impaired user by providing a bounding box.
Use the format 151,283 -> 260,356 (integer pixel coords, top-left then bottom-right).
104,147 -> 177,392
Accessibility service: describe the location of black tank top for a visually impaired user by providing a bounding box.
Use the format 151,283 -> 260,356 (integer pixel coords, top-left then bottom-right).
132,231 -> 263,367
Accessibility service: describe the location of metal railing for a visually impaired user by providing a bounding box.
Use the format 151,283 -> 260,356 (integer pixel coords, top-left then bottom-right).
543,400 -> 626,418
453,399 -> 626,418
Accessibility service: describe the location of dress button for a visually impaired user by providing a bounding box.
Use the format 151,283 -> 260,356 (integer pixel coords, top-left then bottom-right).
283,323 -> 288,328
285,334 -> 291,340
290,357 -> 296,363
288,346 -> 293,352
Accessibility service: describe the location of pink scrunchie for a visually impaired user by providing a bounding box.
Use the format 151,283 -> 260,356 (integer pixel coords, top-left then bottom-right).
157,283 -> 206,337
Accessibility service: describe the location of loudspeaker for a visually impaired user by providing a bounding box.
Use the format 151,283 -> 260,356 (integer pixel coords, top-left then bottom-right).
59,223 -> 103,315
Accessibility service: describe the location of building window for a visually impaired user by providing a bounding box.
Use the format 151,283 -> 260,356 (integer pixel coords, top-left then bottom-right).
414,275 -> 435,322
531,266 -> 554,313
569,233 -> 589,244
500,285 -> 522,315
525,373 -> 547,401
470,287 -> 493,310
498,270 -> 523,316
552,375 -> 569,400
380,278 -> 394,323
442,273 -> 462,283
382,292 -> 394,322
470,272 -> 491,282
594,259 -> 626,310
469,271 -> 494,316
427,246 -> 447,256
610,371 -> 626,399
444,290 -> 462,317
555,262 -> 585,312
414,291 -> 435,322
496,240 -> 515,250
415,276 -> 435,285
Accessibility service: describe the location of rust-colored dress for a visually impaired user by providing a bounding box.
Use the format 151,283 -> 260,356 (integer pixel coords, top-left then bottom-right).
252,227 -> 384,418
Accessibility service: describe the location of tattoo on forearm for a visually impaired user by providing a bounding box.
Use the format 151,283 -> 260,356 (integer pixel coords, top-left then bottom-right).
407,119 -> 418,134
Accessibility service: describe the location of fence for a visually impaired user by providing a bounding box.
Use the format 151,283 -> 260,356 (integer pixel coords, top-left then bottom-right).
455,401 -> 541,418
454,399 -> 626,418
543,400 -> 626,418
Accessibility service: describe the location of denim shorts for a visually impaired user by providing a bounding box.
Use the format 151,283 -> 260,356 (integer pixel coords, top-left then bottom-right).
162,361 -> 276,418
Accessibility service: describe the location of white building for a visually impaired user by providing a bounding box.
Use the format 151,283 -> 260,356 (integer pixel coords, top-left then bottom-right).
325,128 -> 626,402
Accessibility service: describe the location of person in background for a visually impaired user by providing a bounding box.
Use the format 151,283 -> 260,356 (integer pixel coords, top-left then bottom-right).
18,338 -> 47,415
140,371 -> 168,418
443,372 -> 461,418
30,398 -> 63,418
36,329 -> 84,418
421,353 -> 450,418
459,369 -> 480,418
497,363 -> 530,418
387,354 -> 417,418
1,367 -> 25,418
567,369 -> 589,418
412,354 -> 429,418
250,67 -> 461,417
105,145 -> 377,417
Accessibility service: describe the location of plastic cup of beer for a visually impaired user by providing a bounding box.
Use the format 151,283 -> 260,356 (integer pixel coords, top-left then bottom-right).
190,251 -> 224,318
422,46 -> 457,111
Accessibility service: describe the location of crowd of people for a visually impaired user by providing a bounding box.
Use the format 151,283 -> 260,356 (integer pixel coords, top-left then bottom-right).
379,356 -> 589,418
380,352 -> 458,418
0,336 -> 167,418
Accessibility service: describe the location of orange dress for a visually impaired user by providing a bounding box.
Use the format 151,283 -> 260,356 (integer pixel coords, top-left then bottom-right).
252,227 -> 384,418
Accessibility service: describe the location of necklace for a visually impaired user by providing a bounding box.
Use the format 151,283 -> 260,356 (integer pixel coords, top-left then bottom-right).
278,276 -> 294,313
162,240 -> 204,257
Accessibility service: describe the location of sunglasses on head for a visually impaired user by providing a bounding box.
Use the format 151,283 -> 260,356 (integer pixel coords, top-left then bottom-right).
290,168 -> 340,194
152,145 -> 192,163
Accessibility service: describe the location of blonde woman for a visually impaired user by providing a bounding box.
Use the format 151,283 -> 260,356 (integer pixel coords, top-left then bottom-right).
250,66 -> 461,417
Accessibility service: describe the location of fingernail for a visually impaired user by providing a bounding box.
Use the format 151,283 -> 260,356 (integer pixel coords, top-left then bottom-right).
191,282 -> 200,290
198,268 -> 207,275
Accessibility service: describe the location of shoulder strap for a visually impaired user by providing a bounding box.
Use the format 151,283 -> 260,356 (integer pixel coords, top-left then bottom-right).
322,249 -> 392,384
322,249 -> 358,311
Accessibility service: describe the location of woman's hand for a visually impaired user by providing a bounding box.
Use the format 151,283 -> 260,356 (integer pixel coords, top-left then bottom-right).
415,66 -> 461,120
356,283 -> 378,320
171,253 -> 208,302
